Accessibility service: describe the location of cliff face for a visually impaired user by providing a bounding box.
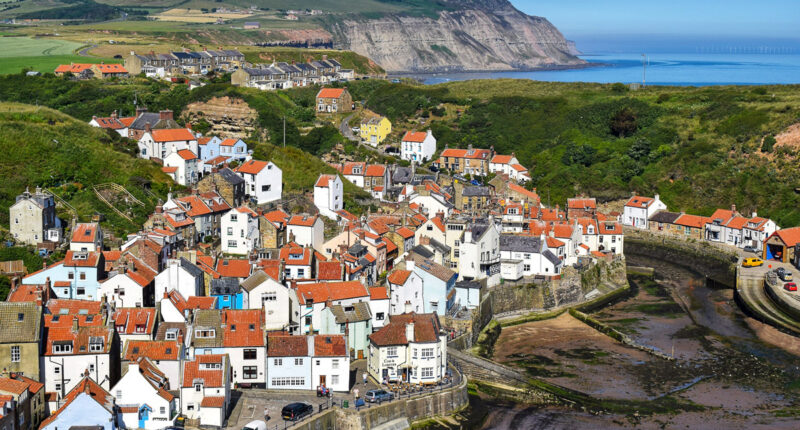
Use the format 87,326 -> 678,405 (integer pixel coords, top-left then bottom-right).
328,1 -> 584,73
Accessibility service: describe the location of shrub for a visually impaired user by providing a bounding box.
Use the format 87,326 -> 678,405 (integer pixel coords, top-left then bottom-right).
761,135 -> 776,152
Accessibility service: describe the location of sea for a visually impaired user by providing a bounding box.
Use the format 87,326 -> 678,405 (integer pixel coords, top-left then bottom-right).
406,36 -> 800,86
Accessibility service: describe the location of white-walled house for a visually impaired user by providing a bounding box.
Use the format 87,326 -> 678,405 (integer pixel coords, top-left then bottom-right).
234,159 -> 282,204
622,194 -> 667,229
310,335 -> 350,392
162,149 -> 200,186
314,174 -> 343,220
240,270 -> 299,332
279,245 -> 313,280
218,138 -> 249,162
367,313 -> 447,384
42,325 -> 116,400
70,222 -> 103,252
287,215 -> 324,251
742,214 -> 778,252
159,290 -> 217,324
369,287 -> 390,330
387,269 -> 424,315
138,128 -> 198,160
98,269 -> 153,308
220,309 -> 267,388
123,339 -> 183,386
458,222 -> 501,287
401,131 -> 436,163
294,281 -> 370,335
154,258 -> 205,302
221,206 -> 260,255
499,234 -> 562,279
266,335 -> 312,390
179,354 -> 230,428
112,358 -> 178,430
39,376 -> 120,430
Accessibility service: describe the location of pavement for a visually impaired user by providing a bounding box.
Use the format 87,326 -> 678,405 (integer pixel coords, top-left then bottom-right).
224,360 -> 382,429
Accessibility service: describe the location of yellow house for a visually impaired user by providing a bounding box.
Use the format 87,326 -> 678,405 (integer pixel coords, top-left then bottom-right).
360,116 -> 392,147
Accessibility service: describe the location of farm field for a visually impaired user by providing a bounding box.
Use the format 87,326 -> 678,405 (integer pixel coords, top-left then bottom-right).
0,54 -> 118,74
0,36 -> 118,74
154,8 -> 256,23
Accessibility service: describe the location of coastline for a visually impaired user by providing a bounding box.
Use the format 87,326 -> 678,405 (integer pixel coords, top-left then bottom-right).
388,61 -> 605,78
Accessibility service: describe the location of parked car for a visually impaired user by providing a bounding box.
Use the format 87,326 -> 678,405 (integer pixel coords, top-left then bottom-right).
281,403 -> 313,421
784,282 -> 797,292
777,268 -> 793,281
364,389 -> 394,403
743,245 -> 757,253
742,257 -> 764,267
242,420 -> 266,430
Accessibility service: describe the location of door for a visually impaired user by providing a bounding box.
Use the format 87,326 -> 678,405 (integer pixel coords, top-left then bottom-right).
138,404 -> 151,429
319,375 -> 326,386
358,349 -> 364,359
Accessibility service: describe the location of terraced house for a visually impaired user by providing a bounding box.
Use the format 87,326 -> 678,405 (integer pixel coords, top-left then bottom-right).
436,145 -> 493,176
316,88 -> 353,113
0,302 -> 43,380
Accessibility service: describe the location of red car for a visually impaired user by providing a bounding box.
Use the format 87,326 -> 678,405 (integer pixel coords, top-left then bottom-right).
784,283 -> 797,292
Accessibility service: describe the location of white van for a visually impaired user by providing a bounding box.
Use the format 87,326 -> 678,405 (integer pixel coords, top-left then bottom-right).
242,420 -> 266,430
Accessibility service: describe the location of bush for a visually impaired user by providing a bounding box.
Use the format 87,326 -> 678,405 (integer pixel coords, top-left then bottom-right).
610,107 -> 638,138
761,135 -> 776,152
610,83 -> 628,93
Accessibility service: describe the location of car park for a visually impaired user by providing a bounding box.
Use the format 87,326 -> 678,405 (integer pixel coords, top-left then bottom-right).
281,403 -> 313,421
364,389 -> 394,403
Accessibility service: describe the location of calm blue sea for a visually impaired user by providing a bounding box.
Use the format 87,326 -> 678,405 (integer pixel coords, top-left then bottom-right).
409,53 -> 800,86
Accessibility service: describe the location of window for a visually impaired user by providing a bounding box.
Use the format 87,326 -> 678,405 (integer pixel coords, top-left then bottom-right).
89,363 -> 95,372
227,227 -> 233,235
523,264 -> 531,272
228,240 -> 238,248
159,407 -> 166,414
53,343 -> 72,354
305,316 -> 312,326
242,366 -> 257,379
116,390 -> 122,400
243,349 -> 257,360
77,287 -> 85,296
194,383 -> 202,392
421,367 -> 434,379
421,348 -> 434,358
261,185 -> 271,192
271,377 -> 305,387
274,358 -> 282,366
376,312 -> 385,321
54,366 -> 60,374
454,250 -> 459,258
195,329 -> 215,338
55,383 -> 61,392
387,347 -> 398,358
231,214 -> 238,222
79,272 -> 86,280
339,323 -> 346,333
10,346 -> 20,362
295,358 -> 303,366
297,268 -> 305,277
68,272 -> 74,280
262,292 -> 277,302
331,375 -> 339,385
187,405 -> 194,411
332,359 -> 339,369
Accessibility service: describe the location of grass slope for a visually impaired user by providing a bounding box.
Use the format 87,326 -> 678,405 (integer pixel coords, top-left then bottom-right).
0,36 -> 118,74
0,102 -> 172,236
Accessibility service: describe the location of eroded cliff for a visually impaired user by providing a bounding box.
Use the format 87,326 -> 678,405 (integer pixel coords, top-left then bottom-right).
328,1 -> 584,73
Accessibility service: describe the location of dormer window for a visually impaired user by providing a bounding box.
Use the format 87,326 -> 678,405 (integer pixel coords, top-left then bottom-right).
135,324 -> 146,334
195,329 -> 215,338
89,337 -> 104,352
166,329 -> 178,340
230,325 -> 236,331
53,341 -> 73,354
289,253 -> 302,260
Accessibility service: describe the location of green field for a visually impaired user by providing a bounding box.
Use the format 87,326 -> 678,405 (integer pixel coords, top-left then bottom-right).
0,36 -> 117,74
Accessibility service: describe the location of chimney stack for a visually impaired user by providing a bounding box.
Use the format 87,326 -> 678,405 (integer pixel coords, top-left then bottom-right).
731,204 -> 737,213
111,110 -> 118,120
145,122 -> 152,133
159,110 -> 173,121
136,106 -> 147,117
72,316 -> 79,333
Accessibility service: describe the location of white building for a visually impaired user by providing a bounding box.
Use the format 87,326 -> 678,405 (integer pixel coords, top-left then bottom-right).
622,194 -> 667,229
286,215 -> 324,251
221,207 -> 260,255
70,222 -> 103,252
158,290 -> 217,324
154,258 -> 205,302
179,354 -> 230,428
123,339 -> 183,386
489,154 -> 530,182
742,213 -> 778,252
9,187 -> 62,246
162,149 -> 200,186
310,335 -> 350,392
39,376 -> 119,430
98,269 -> 152,309
387,269 -> 424,315
499,234 -> 562,279
112,358 -> 178,430
266,336 -> 312,390
137,128 -> 198,160
314,174 -> 343,220
220,309 -> 267,387
458,222 -> 501,287
42,325 -> 115,399
367,313 -> 447,384
401,130 -> 436,163
369,287 -> 390,330
234,159 -> 282,204
240,270 -> 299,332
279,245 -> 313,280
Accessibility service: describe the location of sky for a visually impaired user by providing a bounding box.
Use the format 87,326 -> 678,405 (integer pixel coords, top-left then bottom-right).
510,0 -> 800,40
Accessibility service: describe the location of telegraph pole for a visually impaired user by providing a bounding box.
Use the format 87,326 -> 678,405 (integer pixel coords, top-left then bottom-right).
641,54 -> 647,87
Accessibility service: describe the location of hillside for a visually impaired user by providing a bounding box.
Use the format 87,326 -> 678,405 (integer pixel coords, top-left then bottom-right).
0,102 -> 173,236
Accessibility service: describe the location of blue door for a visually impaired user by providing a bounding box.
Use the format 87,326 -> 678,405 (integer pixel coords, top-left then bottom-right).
139,404 -> 152,429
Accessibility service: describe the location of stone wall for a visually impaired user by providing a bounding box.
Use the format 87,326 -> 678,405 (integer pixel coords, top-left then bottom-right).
624,229 -> 738,287
292,377 -> 469,430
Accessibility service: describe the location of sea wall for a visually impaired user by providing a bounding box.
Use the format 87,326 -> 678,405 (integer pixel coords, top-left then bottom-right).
624,229 -> 738,287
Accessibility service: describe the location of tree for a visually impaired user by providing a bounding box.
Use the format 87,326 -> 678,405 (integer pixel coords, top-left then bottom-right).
628,139 -> 651,161
761,135 -> 776,153
611,82 -> 628,93
562,144 -> 596,167
610,107 -> 638,138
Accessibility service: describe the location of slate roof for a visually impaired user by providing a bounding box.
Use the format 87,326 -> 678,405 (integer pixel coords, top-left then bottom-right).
410,245 -> 434,259
392,167 -> 413,184
462,186 -> 490,197
0,302 -> 41,343
455,280 -> 482,290
408,254 -> 455,283
210,277 -> 241,296
649,211 -> 681,224
499,234 -> 543,253
215,167 -> 245,185
240,270 -> 271,292
328,302 -> 371,324
543,250 -> 562,267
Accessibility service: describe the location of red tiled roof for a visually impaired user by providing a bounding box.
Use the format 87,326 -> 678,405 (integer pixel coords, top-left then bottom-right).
174,195 -> 212,217
314,335 -> 346,356
204,155 -> 230,165
124,340 -> 181,361
368,219 -> 390,235
625,196 -> 654,209
235,159 -> 268,175
725,216 -> 749,230
317,261 -> 342,280
182,355 -> 225,388
315,174 -> 336,187
176,149 -> 198,160
553,224 -> 573,239
771,227 -> 800,247
7,374 -> 42,394
439,148 -> 491,159
674,214 -> 708,229
44,326 -> 113,355
113,308 -> 156,335
294,281 -> 368,305
222,309 -> 264,347
597,221 -> 623,234
387,270 -> 411,285
0,378 -> 29,395
47,299 -> 102,316
396,227 -> 415,239
365,164 -> 386,177
342,162 -> 366,176
39,377 -> 113,429
201,396 -> 225,408
511,164 -> 528,173
167,290 -> 216,314
567,198 -> 597,210
152,128 -> 195,143
197,137 -> 213,146
103,250 -> 121,261
93,117 -> 126,130
370,286 -> 389,300
95,63 -> 128,73
369,313 -> 441,347
71,223 -> 99,243
402,131 -> 427,143
507,183 -> 539,202
64,250 -> 101,267
220,138 -> 240,147
280,245 -> 312,267
268,335 -> 308,357
546,236 -> 564,248
288,215 -> 318,227
490,154 -> 513,164
382,237 -> 398,253
54,63 -> 93,73
317,88 -> 345,99
215,259 -> 251,278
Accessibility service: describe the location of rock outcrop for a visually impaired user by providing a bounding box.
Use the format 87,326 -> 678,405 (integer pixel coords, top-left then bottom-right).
181,97 -> 258,140
328,0 -> 584,73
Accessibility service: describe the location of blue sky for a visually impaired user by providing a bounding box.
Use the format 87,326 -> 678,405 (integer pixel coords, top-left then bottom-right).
510,0 -> 800,39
